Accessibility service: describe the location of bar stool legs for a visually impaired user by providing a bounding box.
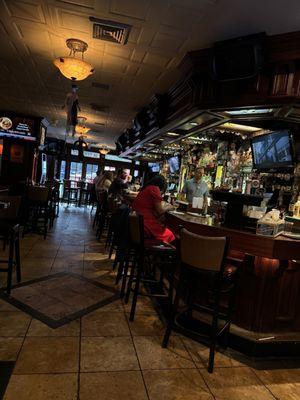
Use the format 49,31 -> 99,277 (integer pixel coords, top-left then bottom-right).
129,253 -> 144,321
0,225 -> 21,296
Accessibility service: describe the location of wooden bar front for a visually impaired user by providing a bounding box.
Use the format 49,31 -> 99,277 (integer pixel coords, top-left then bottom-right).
166,212 -> 300,333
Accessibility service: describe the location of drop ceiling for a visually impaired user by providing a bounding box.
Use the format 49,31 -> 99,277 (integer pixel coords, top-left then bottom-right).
0,0 -> 299,149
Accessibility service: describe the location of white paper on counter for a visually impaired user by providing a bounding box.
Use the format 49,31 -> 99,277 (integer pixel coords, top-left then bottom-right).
192,197 -> 203,209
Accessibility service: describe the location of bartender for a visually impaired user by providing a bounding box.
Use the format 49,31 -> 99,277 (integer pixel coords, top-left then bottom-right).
182,166 -> 209,206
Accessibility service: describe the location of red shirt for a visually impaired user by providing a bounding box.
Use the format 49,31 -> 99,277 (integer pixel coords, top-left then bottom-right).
133,185 -> 175,243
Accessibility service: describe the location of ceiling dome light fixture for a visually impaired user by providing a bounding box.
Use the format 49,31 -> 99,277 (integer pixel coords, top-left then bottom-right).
54,39 -> 94,81
99,146 -> 109,155
76,125 -> 90,134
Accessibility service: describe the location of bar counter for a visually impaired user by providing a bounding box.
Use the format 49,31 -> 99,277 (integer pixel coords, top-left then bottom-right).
166,211 -> 300,340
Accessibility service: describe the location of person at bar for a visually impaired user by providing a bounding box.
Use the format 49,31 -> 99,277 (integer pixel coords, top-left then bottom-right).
95,171 -> 113,192
133,175 -> 175,243
108,168 -> 130,199
182,166 -> 209,206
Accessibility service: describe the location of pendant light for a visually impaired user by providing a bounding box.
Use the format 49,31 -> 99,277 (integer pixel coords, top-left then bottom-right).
54,39 -> 94,81
99,146 -> 109,155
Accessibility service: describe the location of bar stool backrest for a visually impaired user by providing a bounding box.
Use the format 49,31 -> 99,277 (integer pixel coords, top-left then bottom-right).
129,212 -> 144,247
180,228 -> 228,272
27,186 -> 50,203
0,195 -> 22,220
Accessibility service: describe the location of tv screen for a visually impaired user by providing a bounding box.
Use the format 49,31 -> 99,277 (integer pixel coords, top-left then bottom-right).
148,162 -> 160,172
251,130 -> 293,170
0,114 -> 37,141
168,156 -> 180,173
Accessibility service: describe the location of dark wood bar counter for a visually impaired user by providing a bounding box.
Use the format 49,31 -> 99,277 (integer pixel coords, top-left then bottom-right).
166,212 -> 300,346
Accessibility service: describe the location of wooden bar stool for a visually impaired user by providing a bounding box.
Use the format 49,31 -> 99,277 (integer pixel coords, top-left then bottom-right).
0,196 -> 22,295
125,213 -> 177,321
162,228 -> 237,374
0,224 -> 21,295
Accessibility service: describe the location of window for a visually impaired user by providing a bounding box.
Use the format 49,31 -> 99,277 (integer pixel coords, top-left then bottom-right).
105,154 -> 132,163
104,166 -> 115,171
69,162 -> 82,181
84,151 -> 100,159
60,160 -> 66,180
86,164 -> 98,182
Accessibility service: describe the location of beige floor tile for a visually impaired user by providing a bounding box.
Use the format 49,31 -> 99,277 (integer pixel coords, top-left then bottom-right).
0,312 -> 31,337
22,258 -> 55,268
51,258 -> 83,272
27,319 -> 80,337
81,336 -> 139,372
254,367 -> 300,399
144,369 -> 213,400
123,297 -> 156,315
55,252 -> 84,262
59,245 -> 84,253
83,259 -> 113,271
200,367 -> 275,400
3,373 -> 78,400
134,336 -> 194,370
93,299 -> 124,313
128,314 -> 165,336
82,310 -> 130,336
84,252 -> 110,261
0,337 -> 23,360
95,272 -> 118,287
26,249 -> 58,258
14,337 -> 79,373
0,299 -> 22,312
182,337 -> 243,368
80,371 -> 148,400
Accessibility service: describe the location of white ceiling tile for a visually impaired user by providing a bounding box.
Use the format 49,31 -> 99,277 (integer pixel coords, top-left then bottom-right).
3,0 -> 46,24
109,0 -> 151,21
161,4 -> 204,30
56,0 -> 95,9
143,52 -> 170,68
56,8 -> 91,34
150,30 -> 187,52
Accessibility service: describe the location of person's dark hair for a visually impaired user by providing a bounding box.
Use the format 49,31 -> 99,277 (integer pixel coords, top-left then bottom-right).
143,174 -> 166,192
117,168 -> 126,177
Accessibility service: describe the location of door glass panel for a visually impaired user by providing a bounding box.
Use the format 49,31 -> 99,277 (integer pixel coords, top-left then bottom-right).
70,162 -> 82,181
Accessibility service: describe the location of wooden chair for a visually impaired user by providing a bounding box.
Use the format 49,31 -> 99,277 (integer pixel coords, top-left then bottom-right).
162,228 -> 237,373
0,196 -> 22,295
125,213 -> 177,320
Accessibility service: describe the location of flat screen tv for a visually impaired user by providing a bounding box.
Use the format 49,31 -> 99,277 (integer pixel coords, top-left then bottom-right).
251,130 -> 294,170
148,162 -> 160,172
168,156 -> 180,173
0,114 -> 37,141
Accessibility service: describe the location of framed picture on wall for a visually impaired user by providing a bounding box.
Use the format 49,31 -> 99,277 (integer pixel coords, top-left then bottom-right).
10,144 -> 24,164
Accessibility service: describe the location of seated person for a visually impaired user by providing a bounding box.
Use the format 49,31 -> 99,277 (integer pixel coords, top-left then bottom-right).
95,171 -> 113,192
133,175 -> 175,244
108,168 -> 129,199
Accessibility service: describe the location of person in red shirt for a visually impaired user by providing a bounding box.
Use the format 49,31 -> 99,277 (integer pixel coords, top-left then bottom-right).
133,175 -> 175,243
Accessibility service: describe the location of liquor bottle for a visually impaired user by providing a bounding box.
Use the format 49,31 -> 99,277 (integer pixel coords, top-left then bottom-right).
289,190 -> 298,216
293,196 -> 300,219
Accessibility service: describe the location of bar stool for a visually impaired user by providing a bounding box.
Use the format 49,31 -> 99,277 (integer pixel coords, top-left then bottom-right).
23,186 -> 50,239
63,180 -> 78,206
162,228 -> 237,373
0,196 -> 22,295
125,213 -> 177,321
0,224 -> 21,295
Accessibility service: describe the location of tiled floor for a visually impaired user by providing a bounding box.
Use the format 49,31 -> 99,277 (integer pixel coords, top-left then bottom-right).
0,205 -> 300,399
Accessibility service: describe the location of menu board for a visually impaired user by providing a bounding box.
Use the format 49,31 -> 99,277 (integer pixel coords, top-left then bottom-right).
0,115 -> 37,141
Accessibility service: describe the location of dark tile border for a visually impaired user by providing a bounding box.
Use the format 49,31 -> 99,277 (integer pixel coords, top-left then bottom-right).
0,362 -> 14,399
0,272 -> 120,329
